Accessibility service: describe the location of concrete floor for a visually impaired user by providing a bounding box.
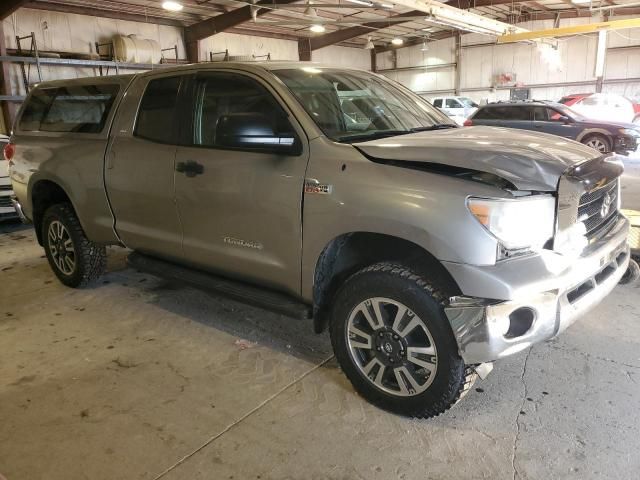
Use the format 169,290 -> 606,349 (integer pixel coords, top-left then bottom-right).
1,158 -> 640,480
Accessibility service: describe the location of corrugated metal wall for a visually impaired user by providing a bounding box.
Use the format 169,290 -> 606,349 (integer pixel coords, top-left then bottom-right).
377,15 -> 640,103
2,8 -> 186,95
2,7 -> 638,104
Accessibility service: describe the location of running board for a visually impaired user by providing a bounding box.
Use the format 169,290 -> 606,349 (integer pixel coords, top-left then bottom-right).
127,252 -> 312,320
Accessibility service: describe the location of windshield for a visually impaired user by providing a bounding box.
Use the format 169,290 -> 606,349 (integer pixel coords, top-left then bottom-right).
458,97 -> 478,108
273,68 -> 456,143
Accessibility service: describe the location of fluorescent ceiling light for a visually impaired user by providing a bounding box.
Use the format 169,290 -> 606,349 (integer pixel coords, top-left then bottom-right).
162,1 -> 183,11
365,36 -> 375,49
570,0 -> 591,4
391,37 -> 404,45
310,24 -> 326,33
345,0 -> 374,5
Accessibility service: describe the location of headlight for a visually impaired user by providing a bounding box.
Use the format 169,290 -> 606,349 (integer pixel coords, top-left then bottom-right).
619,128 -> 640,137
467,195 -> 555,251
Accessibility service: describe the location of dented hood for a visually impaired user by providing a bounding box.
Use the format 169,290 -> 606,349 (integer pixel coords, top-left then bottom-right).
355,126 -> 601,191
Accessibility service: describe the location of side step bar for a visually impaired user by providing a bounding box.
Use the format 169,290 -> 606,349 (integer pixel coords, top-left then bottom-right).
127,252 -> 312,320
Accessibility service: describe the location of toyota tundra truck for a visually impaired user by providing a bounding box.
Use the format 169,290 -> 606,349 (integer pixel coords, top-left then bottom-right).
6,62 -> 630,418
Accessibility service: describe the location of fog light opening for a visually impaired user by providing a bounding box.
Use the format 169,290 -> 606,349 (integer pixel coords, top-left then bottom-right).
505,307 -> 535,339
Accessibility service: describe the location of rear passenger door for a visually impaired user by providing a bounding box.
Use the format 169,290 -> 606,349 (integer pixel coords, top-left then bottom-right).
173,71 -> 308,296
105,73 -> 186,261
499,105 -> 534,130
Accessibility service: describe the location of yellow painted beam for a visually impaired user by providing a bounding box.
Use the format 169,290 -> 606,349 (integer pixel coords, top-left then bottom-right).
497,17 -> 640,43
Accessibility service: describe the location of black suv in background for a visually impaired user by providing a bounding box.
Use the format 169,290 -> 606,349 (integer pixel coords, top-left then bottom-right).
465,101 -> 640,155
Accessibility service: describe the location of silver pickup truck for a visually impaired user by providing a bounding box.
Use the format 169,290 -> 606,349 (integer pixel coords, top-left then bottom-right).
7,62 -> 630,418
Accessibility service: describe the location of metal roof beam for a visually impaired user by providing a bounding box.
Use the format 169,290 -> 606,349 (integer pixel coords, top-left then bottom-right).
184,0 -> 300,42
2,0 -> 29,20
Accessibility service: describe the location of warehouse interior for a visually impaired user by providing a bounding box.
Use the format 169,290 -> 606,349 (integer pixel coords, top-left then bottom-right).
1,1 -> 640,479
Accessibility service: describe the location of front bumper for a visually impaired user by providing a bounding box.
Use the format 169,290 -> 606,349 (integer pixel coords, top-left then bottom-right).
0,188 -> 18,221
443,215 -> 630,364
614,135 -> 638,154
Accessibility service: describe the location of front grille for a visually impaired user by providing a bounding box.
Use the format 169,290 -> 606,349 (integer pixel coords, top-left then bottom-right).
577,180 -> 618,239
0,184 -> 12,191
0,196 -> 12,208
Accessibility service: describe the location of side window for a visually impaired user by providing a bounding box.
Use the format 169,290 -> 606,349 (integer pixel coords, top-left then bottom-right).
445,99 -> 460,108
547,108 -> 564,121
191,73 -> 295,149
432,99 -> 442,108
19,84 -> 119,133
532,106 -> 548,121
504,106 -> 531,121
135,76 -> 182,143
473,107 -> 497,120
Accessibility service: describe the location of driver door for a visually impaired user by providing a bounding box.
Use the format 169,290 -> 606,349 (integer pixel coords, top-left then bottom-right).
173,71 -> 308,296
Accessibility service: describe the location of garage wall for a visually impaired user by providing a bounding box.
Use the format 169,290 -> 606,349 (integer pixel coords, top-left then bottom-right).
199,32 -> 298,61
312,45 -> 371,70
2,8 -> 187,95
377,15 -> 640,103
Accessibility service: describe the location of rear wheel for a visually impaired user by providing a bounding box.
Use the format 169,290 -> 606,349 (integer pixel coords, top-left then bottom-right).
582,134 -> 611,153
330,263 -> 475,418
42,203 -> 106,287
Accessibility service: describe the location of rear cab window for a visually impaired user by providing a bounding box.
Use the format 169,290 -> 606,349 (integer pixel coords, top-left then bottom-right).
134,76 -> 183,144
19,84 -> 120,134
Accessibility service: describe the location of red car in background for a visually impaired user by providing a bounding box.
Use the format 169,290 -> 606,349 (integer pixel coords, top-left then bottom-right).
560,92 -> 640,124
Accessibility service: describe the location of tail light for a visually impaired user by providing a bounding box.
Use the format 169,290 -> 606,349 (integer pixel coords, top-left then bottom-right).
463,119 -> 473,127
3,142 -> 15,163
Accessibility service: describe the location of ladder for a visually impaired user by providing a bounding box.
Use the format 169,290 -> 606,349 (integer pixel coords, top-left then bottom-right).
15,32 -> 42,93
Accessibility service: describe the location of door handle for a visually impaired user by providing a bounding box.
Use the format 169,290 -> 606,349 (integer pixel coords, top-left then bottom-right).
176,161 -> 204,177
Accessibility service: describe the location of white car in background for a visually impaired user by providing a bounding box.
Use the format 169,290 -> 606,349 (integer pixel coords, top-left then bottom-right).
1,134 -> 18,221
431,96 -> 478,125
570,93 -> 638,125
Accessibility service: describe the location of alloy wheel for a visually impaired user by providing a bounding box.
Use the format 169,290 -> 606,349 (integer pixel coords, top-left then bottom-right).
586,138 -> 607,152
346,297 -> 438,397
47,220 -> 76,275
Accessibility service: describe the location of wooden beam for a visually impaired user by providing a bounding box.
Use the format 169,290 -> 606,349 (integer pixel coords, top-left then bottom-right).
1,0 -> 28,20
24,1 -> 187,27
184,0 -> 299,43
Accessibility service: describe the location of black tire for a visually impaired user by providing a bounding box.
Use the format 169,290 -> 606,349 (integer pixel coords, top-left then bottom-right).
619,258 -> 640,285
330,263 -> 476,418
582,134 -> 611,154
42,203 -> 106,287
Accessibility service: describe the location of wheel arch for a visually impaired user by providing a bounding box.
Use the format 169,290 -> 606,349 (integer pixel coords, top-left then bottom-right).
576,128 -> 614,144
311,232 -> 462,333
30,179 -> 76,246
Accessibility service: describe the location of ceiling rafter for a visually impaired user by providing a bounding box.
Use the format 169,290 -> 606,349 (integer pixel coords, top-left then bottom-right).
3,0 -> 32,20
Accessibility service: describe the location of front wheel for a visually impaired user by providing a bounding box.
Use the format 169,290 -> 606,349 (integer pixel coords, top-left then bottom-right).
330,263 -> 476,418
42,203 -> 106,287
582,134 -> 611,153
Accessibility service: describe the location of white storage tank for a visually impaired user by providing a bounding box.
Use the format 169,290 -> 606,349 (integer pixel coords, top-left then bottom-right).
112,34 -> 161,64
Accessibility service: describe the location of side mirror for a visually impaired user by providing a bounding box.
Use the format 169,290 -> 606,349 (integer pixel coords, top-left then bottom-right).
558,115 -> 571,124
216,112 -> 298,154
